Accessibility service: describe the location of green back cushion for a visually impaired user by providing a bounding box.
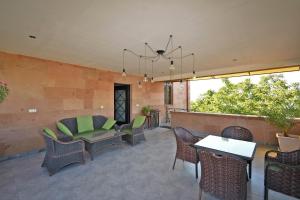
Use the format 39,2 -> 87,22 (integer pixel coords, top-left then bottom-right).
132,115 -> 146,128
102,118 -> 116,130
56,122 -> 73,137
77,115 -> 94,133
43,128 -> 57,140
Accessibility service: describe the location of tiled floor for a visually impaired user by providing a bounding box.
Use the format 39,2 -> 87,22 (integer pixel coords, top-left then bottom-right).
0,128 -> 297,200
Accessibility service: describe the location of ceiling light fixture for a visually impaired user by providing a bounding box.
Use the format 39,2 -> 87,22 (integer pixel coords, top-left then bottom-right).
192,53 -> 196,79
122,68 -> 126,77
170,60 -> 175,70
151,60 -> 154,83
143,73 -> 148,82
192,71 -> 196,79
138,81 -> 142,88
121,35 -> 195,82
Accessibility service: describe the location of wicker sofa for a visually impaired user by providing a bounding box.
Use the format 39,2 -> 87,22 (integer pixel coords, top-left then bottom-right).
57,115 -> 117,140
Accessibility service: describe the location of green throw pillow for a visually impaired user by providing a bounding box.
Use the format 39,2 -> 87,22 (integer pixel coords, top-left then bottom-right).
132,115 -> 146,128
102,118 -> 116,130
56,122 -> 73,137
43,128 -> 57,140
77,115 -> 94,133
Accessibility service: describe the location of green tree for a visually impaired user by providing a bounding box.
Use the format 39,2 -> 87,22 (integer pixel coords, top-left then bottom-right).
191,74 -> 300,128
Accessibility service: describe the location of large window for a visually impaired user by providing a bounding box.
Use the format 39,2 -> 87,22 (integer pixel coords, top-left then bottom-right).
164,83 -> 173,105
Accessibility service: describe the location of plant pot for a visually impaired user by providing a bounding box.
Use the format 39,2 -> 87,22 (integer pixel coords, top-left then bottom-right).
276,133 -> 300,152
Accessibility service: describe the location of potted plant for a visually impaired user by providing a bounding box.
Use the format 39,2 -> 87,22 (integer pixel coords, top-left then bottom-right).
142,105 -> 151,116
0,81 -> 9,103
262,106 -> 300,152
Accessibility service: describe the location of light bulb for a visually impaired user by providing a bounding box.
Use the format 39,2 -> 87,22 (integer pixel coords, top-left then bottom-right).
169,60 -> 175,70
138,81 -> 142,88
179,80 -> 184,90
143,74 -> 148,82
192,70 -> 196,79
122,68 -> 126,77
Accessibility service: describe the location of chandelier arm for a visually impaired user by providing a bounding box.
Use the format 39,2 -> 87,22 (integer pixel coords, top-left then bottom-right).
161,54 -> 170,60
164,35 -> 173,52
169,53 -> 194,59
145,43 -> 158,56
140,55 -> 158,60
152,55 -> 161,62
192,53 -> 195,72
125,49 -> 141,58
164,46 -> 181,57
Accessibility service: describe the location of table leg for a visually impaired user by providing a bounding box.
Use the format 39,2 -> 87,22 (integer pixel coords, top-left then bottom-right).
249,160 -> 252,179
90,153 -> 94,161
86,143 -> 94,161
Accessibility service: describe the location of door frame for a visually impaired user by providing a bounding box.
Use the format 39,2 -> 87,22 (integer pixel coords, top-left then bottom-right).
114,83 -> 131,125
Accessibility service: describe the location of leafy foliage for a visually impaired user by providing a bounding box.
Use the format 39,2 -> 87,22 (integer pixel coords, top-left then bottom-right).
142,105 -> 151,116
0,81 -> 9,103
191,75 -> 300,132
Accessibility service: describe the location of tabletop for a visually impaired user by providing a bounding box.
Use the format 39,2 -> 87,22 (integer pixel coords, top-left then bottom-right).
80,130 -> 119,143
194,135 -> 257,160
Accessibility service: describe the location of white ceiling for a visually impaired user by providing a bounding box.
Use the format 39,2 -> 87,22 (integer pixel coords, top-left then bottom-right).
0,0 -> 300,80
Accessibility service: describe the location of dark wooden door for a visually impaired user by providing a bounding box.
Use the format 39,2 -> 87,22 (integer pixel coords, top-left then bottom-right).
114,84 -> 130,125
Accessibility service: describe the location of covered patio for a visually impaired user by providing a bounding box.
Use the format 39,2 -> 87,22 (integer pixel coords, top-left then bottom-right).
1,1 -> 300,200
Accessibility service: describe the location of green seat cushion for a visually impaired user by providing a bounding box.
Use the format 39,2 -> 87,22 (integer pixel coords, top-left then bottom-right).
132,115 -> 146,128
43,128 -> 57,140
102,118 -> 116,130
77,115 -> 94,133
56,122 -> 73,137
122,128 -> 132,135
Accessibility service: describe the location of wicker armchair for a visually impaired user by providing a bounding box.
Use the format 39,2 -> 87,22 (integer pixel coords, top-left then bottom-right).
41,132 -> 85,176
119,116 -> 146,145
198,150 -> 248,200
264,149 -> 300,200
221,126 -> 253,178
172,127 -> 200,178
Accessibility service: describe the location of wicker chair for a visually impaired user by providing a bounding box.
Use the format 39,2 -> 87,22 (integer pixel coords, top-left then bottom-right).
172,127 -> 200,178
221,126 -> 253,178
41,131 -> 85,176
198,150 -> 248,200
264,149 -> 300,200
119,116 -> 146,145
221,126 -> 253,141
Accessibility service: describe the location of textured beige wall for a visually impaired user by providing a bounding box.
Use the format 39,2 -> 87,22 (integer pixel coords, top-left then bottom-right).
171,111 -> 300,145
0,51 -> 167,157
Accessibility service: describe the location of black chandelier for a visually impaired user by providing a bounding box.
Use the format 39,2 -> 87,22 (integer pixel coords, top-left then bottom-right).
121,35 -> 196,85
